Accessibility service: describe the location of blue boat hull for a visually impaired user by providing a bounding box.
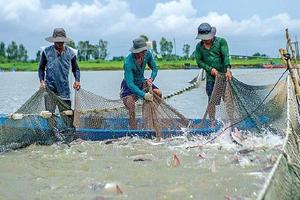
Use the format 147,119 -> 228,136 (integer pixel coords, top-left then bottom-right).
76,118 -> 222,141
0,114 -> 222,141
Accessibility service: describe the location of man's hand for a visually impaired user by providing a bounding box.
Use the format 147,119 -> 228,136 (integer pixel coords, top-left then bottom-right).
225,70 -> 232,81
40,80 -> 46,89
144,92 -> 153,101
73,81 -> 81,90
146,78 -> 153,86
211,68 -> 218,77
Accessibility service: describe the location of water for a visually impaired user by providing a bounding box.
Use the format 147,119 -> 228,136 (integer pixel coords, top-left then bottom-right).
0,69 -> 286,199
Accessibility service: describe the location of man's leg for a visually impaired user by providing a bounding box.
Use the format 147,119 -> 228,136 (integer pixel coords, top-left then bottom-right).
122,95 -> 137,129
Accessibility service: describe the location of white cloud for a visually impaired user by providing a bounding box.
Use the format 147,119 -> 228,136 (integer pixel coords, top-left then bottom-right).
0,0 -> 40,21
1,0 -> 300,57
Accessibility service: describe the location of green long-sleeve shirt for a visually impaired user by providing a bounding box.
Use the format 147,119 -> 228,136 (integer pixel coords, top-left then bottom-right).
195,37 -> 230,82
123,50 -> 158,98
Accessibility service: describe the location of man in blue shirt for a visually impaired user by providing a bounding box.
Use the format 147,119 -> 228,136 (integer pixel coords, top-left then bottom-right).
121,37 -> 161,129
38,28 -> 80,113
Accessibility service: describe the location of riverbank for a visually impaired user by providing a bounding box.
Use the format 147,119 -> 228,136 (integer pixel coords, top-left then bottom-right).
0,58 -> 284,71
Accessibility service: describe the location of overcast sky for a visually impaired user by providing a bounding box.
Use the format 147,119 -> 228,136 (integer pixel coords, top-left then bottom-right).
1,0 -> 300,59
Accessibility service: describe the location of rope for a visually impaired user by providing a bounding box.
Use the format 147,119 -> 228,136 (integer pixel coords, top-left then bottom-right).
163,70 -> 205,99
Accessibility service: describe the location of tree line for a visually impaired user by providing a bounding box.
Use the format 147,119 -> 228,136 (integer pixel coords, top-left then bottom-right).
0,41 -> 28,63
0,37 -> 193,63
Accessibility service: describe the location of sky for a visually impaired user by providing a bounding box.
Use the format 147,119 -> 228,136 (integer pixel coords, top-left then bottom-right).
1,0 -> 300,59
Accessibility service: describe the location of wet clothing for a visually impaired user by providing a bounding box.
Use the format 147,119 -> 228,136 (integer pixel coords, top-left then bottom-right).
206,81 -> 215,99
121,50 -> 158,98
38,45 -> 80,99
195,37 -> 230,82
120,79 -> 158,98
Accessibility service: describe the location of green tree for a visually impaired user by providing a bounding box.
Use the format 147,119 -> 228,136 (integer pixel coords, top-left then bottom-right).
152,40 -> 158,54
77,41 -> 90,61
140,35 -> 149,42
160,37 -> 168,56
166,41 -> 173,55
183,44 -> 190,58
67,40 -> 76,49
6,41 -> 18,60
17,44 -> 28,61
0,42 -> 5,57
98,40 -> 108,60
36,50 -> 41,62
252,52 -> 261,57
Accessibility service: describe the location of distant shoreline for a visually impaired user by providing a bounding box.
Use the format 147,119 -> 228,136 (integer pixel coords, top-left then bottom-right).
0,58 -> 284,71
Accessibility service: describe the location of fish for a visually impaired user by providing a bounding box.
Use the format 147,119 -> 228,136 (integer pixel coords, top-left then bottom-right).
238,148 -> 254,155
104,183 -> 123,194
230,128 -> 245,146
170,154 -> 181,167
198,152 -> 206,159
133,158 -> 152,162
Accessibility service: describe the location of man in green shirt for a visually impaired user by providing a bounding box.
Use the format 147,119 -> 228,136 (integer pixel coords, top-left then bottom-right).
195,23 -> 232,126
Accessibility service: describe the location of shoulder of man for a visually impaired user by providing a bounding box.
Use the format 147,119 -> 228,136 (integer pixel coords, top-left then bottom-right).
144,49 -> 155,59
64,46 -> 77,58
42,45 -> 54,52
215,37 -> 227,44
41,45 -> 54,59
195,41 -> 203,50
124,53 -> 134,67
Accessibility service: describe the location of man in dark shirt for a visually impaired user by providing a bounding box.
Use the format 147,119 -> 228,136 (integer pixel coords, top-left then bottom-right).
38,28 -> 80,113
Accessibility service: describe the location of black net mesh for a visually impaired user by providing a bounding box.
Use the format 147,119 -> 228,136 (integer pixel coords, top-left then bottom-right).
0,88 -> 75,152
257,75 -> 300,200
201,73 -> 287,133
73,88 -> 190,140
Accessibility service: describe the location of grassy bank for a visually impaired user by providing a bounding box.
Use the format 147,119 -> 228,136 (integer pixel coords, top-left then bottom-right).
0,57 -> 284,71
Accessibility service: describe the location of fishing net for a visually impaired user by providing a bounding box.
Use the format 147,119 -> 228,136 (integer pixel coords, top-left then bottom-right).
257,75 -> 300,200
200,72 -> 288,133
198,71 -> 300,199
73,88 -> 190,140
0,88 -> 75,152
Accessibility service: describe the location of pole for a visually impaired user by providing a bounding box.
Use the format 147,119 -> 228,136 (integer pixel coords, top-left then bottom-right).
285,29 -> 300,78
295,37 -> 299,59
173,38 -> 176,57
279,48 -> 300,98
